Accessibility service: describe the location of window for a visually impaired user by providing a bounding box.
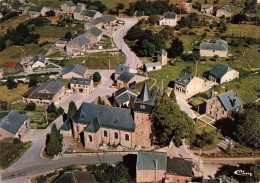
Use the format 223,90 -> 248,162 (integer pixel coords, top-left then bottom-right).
114,132 -> 118,140
88,135 -> 92,142
140,105 -> 145,109
153,66 -> 156,70
210,105 -> 212,109
222,110 -> 224,115
216,108 -> 219,111
104,130 -> 108,137
78,85 -> 81,87
210,111 -> 212,115
74,84 -> 76,87
125,134 -> 129,141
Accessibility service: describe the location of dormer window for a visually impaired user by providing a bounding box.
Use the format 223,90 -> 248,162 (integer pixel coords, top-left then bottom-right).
80,113 -> 85,119
140,105 -> 145,109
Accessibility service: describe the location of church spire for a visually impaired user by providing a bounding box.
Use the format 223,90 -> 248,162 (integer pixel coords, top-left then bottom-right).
139,82 -> 149,102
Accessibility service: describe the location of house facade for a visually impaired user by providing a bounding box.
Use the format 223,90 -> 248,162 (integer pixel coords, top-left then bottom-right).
55,40 -> 67,49
0,110 -> 30,140
66,35 -> 90,55
205,90 -> 243,120
201,4 -> 214,14
114,87 -> 138,107
114,64 -> 138,81
82,10 -> 102,21
144,62 -> 162,72
3,62 -> 22,74
159,12 -> 177,27
70,77 -> 93,94
157,49 -> 167,66
174,72 -> 204,95
216,5 -> 232,18
83,26 -> 103,44
60,83 -> 154,150
32,54 -> 47,68
59,64 -> 88,79
207,63 -> 239,84
200,40 -> 228,57
22,79 -> 65,105
178,3 -> 192,12
116,72 -> 146,88
61,1 -> 76,12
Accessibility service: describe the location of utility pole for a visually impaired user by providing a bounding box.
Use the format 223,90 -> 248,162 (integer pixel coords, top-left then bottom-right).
162,79 -> 163,89
195,59 -> 198,77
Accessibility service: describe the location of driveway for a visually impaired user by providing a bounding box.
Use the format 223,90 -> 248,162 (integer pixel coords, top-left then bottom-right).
112,17 -> 142,69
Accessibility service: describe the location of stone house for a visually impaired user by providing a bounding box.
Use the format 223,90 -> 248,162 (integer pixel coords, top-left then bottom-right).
31,54 -> 47,68
201,4 -> 214,14
0,110 -> 30,140
205,90 -> 243,120
159,12 -> 177,27
174,72 -> 204,95
114,87 -> 138,107
22,79 -> 65,105
100,14 -> 116,26
61,1 -> 76,12
73,5 -> 85,21
177,3 -> 192,12
82,10 -> 102,21
200,40 -> 228,57
66,35 -> 90,55
136,151 -> 193,183
3,62 -> 22,74
59,64 -> 88,79
116,72 -> 146,88
216,5 -> 232,18
114,64 -> 137,81
60,82 -> 155,150
53,170 -> 96,183
83,26 -> 103,44
144,62 -> 162,72
55,40 -> 67,49
70,77 -> 93,94
84,19 -> 103,30
157,49 -> 167,66
207,63 -> 239,84
28,6 -> 49,18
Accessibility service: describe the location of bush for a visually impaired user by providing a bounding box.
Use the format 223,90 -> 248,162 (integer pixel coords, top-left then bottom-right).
0,100 -> 8,110
13,138 -> 22,144
57,107 -> 64,115
6,77 -> 18,90
25,102 -> 36,111
93,72 -> 101,82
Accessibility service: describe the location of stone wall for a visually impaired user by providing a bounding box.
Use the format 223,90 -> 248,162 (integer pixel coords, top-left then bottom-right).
206,97 -> 227,120
136,169 -> 166,182
0,128 -> 13,140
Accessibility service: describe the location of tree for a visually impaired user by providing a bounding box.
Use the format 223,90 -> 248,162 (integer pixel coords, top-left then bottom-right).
46,10 -> 55,17
28,75 -> 38,87
169,90 -> 177,102
148,15 -> 160,25
159,26 -> 174,39
182,66 -> 192,74
64,31 -> 72,40
151,95 -> 195,146
234,104 -> 260,150
250,160 -> 260,182
0,100 -> 8,110
46,124 -> 63,157
149,33 -> 165,51
6,77 -> 18,90
25,102 -> 36,111
128,96 -> 136,111
138,39 -> 156,57
125,26 -> 143,41
209,24 -> 214,30
168,38 -> 184,58
0,36 -> 6,52
57,107 -> 64,115
47,102 -> 57,113
93,72 -> 101,82
98,96 -> 105,105
67,101 -> 77,119
116,3 -> 125,10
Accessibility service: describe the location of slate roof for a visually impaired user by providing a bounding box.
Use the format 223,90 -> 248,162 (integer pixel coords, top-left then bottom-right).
74,35 -> 90,46
53,170 -> 96,183
89,26 -> 102,37
208,175 -> 239,183
65,1 -> 75,7
219,5 -> 231,13
33,54 -> 46,64
135,82 -> 155,105
217,90 -> 243,111
136,151 -> 167,170
73,7 -> 83,13
71,103 -> 135,132
201,4 -> 213,9
0,110 -> 28,135
92,19 -> 102,25
209,63 -> 234,79
84,116 -> 100,133
59,64 -> 87,77
144,62 -> 161,69
200,40 -> 228,51
70,77 -> 91,85
88,5 -> 98,10
114,87 -> 138,106
117,72 -> 135,83
82,10 -> 97,17
60,120 -> 71,131
12,2 -> 23,9
163,12 -> 177,19
175,72 -> 194,86
166,157 -> 193,177
28,6 -> 42,12
55,40 -> 67,45
100,14 -> 116,24
115,64 -> 137,75
158,49 -> 167,55
23,79 -> 64,100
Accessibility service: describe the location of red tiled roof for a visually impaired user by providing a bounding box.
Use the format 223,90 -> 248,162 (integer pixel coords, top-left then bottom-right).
3,62 -> 18,68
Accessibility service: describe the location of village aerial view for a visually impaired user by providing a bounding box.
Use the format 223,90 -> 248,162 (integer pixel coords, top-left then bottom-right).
0,0 -> 259,182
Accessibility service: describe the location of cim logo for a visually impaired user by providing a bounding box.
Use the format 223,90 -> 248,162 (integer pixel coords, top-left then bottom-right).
234,170 -> 252,177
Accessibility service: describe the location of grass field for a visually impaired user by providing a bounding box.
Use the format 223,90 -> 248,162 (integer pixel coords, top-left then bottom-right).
0,140 -> 31,169
0,84 -> 30,104
0,16 -> 29,35
0,44 -> 52,64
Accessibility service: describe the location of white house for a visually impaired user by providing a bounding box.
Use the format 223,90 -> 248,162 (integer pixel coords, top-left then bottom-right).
32,54 -> 47,68
159,12 -> 177,27
200,40 -> 228,57
144,62 -> 162,72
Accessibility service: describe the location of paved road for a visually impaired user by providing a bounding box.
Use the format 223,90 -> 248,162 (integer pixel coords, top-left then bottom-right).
113,17 -> 142,69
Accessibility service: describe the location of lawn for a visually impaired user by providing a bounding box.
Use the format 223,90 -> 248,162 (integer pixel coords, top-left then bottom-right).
0,84 -> 30,104
94,36 -> 114,49
64,52 -> 125,69
0,16 -> 29,35
0,43 -> 52,64
0,139 -> 31,169
131,79 -> 155,92
27,0 -> 65,8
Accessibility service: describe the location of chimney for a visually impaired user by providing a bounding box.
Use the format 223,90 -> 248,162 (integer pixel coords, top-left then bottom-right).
211,90 -> 214,98
225,88 -> 228,92
230,176 -> 233,182
232,97 -> 236,107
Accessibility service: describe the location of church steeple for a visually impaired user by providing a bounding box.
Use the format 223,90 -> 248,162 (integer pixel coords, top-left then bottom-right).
139,82 -> 149,102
